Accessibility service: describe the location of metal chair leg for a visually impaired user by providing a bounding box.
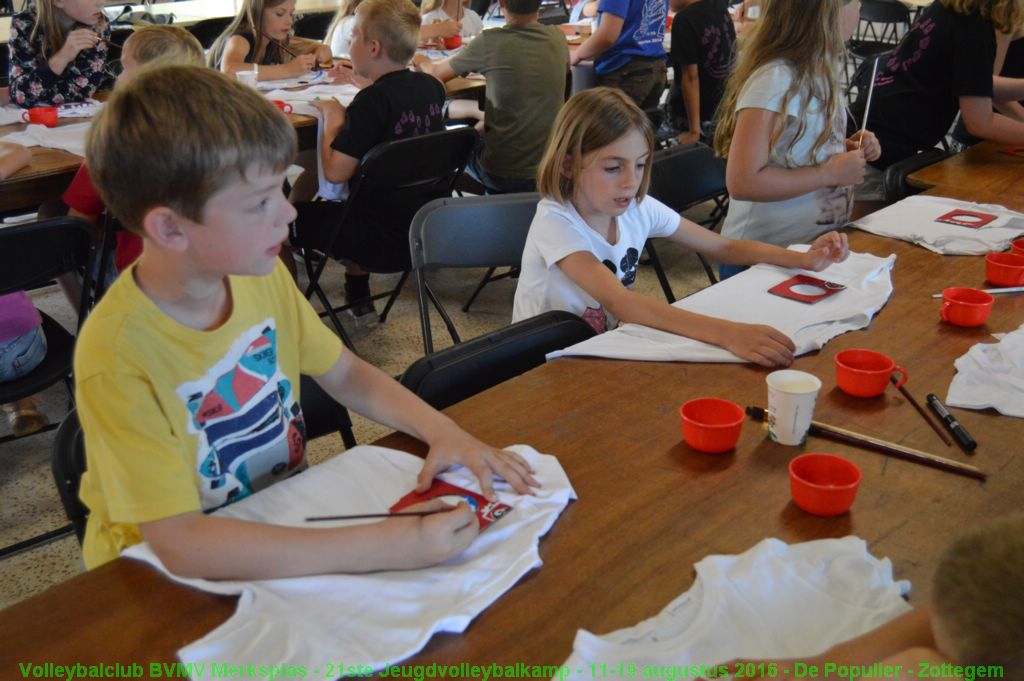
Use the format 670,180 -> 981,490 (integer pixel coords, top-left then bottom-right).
644,240 -> 676,303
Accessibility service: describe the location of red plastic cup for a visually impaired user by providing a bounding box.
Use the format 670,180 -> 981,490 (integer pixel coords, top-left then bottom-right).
1011,239 -> 1024,257
270,99 -> 293,114
679,397 -> 744,453
21,106 -> 58,128
443,34 -> 462,49
941,287 -> 994,327
985,252 -> 1024,287
834,349 -> 908,398
789,453 -> 861,517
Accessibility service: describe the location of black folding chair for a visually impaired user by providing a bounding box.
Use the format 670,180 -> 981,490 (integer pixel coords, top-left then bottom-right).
881,147 -> 955,203
187,16 -> 233,49
293,12 -> 333,40
399,310 -> 595,410
845,0 -> 911,101
409,193 -> 539,354
293,127 -> 478,352
646,142 -> 729,293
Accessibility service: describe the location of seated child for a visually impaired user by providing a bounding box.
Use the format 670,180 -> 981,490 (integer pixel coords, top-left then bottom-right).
421,0 -> 484,39
668,0 -> 736,145
412,0 -> 569,193
0,292 -> 49,437
76,64 -> 537,578
208,0 -> 332,79
8,0 -> 111,107
326,0 -> 366,57
724,511 -> 1024,680
512,87 -> 849,368
293,0 -> 447,320
63,25 -> 205,278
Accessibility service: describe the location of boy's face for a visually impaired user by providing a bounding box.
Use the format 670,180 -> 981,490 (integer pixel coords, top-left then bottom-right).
263,0 -> 297,42
348,17 -> 374,77
181,167 -> 296,278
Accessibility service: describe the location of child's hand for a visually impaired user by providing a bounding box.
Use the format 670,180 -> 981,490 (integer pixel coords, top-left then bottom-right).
719,321 -> 795,367
822,149 -> 866,187
802,231 -> 849,271
327,63 -> 357,85
418,430 -> 540,500
433,18 -> 462,38
287,53 -> 318,76
310,97 -> 345,121
677,130 -> 700,146
847,130 -> 881,163
60,28 -> 101,59
314,44 -> 333,66
395,500 -> 479,567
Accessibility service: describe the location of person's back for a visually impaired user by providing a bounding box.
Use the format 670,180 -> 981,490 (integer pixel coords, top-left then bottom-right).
668,0 -> 735,140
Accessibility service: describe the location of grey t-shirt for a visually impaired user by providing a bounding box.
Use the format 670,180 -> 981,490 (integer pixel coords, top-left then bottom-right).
449,23 -> 569,180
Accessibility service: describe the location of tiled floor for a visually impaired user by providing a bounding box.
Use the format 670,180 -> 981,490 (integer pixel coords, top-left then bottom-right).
0,217 -> 715,609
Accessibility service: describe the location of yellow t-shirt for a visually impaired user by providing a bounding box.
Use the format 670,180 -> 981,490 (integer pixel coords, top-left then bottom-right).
74,262 -> 344,569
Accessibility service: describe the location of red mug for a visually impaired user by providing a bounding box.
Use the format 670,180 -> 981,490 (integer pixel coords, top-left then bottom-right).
270,100 -> 293,114
986,252 -> 1024,286
443,34 -> 462,49
941,287 -> 994,327
1011,239 -> 1024,257
835,349 -> 908,398
22,106 -> 58,128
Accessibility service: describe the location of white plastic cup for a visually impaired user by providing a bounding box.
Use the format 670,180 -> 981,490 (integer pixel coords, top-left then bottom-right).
766,370 -> 821,446
236,68 -> 258,88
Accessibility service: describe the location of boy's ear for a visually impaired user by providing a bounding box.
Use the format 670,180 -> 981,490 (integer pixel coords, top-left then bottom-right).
141,206 -> 191,253
367,38 -> 382,58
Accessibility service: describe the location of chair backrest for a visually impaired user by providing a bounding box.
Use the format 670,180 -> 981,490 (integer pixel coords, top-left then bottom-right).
299,374 -> 357,449
855,0 -> 910,43
187,16 -> 234,49
0,217 -> 95,321
51,410 -> 88,544
325,127 -> 479,271
293,11 -> 333,40
398,310 -> 595,410
648,143 -> 728,214
881,147 -> 954,203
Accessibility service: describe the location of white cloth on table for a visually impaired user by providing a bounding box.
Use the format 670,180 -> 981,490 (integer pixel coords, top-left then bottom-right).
561,537 -> 912,680
57,99 -> 104,118
851,195 -> 1024,255
548,248 -> 896,363
122,444 -> 575,680
263,83 -> 361,117
946,321 -> 1024,418
0,105 -> 25,126
0,121 -> 91,156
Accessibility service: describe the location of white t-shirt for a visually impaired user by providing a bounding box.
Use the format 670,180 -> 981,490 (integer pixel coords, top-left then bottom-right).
328,15 -> 355,57
513,196 -> 680,333
721,59 -> 848,247
421,6 -> 485,37
562,537 -> 913,679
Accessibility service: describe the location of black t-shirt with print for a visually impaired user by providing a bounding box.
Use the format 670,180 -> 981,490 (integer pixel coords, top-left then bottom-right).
851,1 -> 995,169
669,0 -> 736,123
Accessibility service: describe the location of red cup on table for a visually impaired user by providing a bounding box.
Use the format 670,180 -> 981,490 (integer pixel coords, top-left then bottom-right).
940,287 -> 994,327
834,349 -> 907,398
789,453 -> 861,517
270,100 -> 293,114
985,252 -> 1024,286
679,397 -> 744,453
443,34 -> 462,49
22,106 -> 58,128
1011,239 -> 1024,257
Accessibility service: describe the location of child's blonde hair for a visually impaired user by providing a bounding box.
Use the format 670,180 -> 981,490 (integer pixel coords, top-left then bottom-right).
714,0 -> 850,164
537,87 -> 654,204
356,0 -> 420,65
207,0 -> 294,69
31,0 -> 105,59
86,65 -> 296,235
932,512 -> 1024,674
124,25 -> 204,68
326,0 -> 366,45
941,0 -> 1023,33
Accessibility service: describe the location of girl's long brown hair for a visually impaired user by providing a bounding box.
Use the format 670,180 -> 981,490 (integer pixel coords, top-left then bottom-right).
714,0 -> 851,165
31,0 -> 106,59
941,0 -> 1024,33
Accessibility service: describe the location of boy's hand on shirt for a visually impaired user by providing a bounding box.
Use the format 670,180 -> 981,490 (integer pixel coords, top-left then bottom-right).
847,130 -> 881,163
393,499 -> 479,567
719,321 -> 795,367
417,430 -> 540,500
310,97 -> 346,124
801,231 -> 849,271
823,148 -> 866,187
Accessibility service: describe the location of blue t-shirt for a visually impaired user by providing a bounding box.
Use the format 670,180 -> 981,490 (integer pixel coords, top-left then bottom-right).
594,0 -> 668,75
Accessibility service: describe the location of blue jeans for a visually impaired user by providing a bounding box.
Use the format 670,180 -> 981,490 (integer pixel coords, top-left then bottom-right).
0,326 -> 47,382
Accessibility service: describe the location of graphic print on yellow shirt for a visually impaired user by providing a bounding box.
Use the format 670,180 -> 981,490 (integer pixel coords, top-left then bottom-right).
177,319 -> 306,510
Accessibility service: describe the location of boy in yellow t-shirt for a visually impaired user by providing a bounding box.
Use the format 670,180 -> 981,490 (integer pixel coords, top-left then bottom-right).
74,64 -> 538,579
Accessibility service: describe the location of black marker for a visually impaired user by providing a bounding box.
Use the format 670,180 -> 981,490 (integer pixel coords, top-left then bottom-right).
926,394 -> 977,453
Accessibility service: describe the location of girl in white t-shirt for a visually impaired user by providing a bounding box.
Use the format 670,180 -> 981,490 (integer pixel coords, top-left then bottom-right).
513,87 -> 850,367
713,0 -> 881,279
420,0 -> 484,39
326,0 -> 363,57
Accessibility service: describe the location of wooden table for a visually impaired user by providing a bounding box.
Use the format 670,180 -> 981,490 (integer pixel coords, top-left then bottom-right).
907,141 -> 1024,196
2,224 -> 1022,673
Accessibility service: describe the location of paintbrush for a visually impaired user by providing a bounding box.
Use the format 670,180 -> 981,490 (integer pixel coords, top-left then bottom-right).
890,374 -> 952,447
746,406 -> 986,481
306,510 -> 449,522
930,285 -> 1024,299
846,56 -> 879,219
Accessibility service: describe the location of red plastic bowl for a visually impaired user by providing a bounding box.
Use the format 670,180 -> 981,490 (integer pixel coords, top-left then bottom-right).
679,398 -> 744,453
789,453 -> 861,517
1011,239 -> 1024,257
985,252 -> 1024,287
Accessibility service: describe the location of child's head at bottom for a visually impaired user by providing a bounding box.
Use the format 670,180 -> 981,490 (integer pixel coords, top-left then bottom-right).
119,25 -> 205,84
931,511 -> 1024,673
87,65 -> 297,240
537,87 -> 655,207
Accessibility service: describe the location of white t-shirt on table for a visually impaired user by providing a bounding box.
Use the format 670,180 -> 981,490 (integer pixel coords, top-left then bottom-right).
421,6 -> 485,37
513,196 -> 680,333
721,59 -> 849,248
328,15 -> 355,57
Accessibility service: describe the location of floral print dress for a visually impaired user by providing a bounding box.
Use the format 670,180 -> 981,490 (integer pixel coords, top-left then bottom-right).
8,8 -> 111,108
